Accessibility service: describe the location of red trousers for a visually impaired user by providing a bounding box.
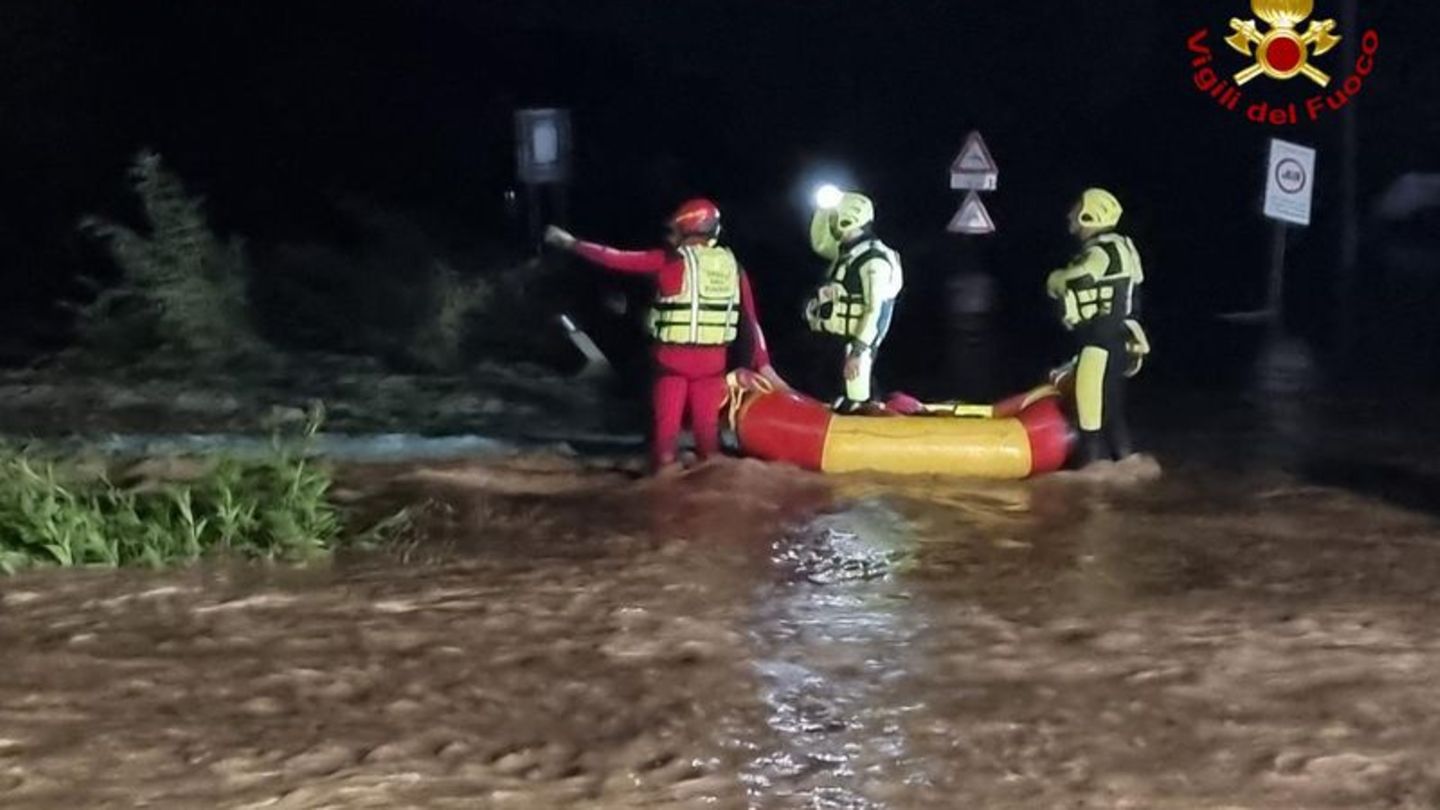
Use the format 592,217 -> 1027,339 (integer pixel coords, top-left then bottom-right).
650,345 -> 729,471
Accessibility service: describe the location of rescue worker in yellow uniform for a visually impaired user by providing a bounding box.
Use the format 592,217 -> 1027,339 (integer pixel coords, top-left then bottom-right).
804,190 -> 904,414
1046,188 -> 1150,466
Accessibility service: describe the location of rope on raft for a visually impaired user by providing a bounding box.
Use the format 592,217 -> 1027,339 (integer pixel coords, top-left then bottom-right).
723,371 -> 775,432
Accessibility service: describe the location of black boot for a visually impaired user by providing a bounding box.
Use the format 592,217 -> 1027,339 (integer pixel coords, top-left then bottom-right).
1106,422 -> 1134,461
1076,431 -> 1108,468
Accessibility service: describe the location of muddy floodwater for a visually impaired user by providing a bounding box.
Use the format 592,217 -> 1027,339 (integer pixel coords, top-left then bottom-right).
5,380 -> 1440,808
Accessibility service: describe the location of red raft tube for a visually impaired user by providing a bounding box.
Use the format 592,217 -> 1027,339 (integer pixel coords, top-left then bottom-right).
727,378 -> 1074,479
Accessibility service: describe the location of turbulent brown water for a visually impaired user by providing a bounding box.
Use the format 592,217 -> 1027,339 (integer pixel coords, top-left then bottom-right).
5,381 -> 1440,808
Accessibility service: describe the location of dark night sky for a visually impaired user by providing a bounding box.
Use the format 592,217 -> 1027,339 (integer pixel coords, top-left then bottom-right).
1,0 -> 1435,375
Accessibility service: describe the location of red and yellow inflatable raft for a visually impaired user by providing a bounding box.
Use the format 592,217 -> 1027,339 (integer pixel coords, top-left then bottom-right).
727,380 -> 1074,479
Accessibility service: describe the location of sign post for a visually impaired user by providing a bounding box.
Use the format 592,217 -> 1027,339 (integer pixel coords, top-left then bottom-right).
950,131 -> 998,192
948,191 -> 997,234
943,132 -> 999,388
1217,138 -> 1317,328
947,131 -> 999,235
1264,138 -> 1316,227
1261,138 -> 1317,331
514,108 -> 573,246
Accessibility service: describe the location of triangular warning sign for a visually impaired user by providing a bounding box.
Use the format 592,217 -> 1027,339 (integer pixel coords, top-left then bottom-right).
947,191 -> 996,235
951,131 -> 997,175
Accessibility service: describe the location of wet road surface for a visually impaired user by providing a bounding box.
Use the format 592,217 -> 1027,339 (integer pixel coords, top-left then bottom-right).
5,380 -> 1440,808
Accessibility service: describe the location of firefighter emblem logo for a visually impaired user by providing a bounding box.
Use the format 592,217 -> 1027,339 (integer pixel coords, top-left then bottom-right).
1225,0 -> 1341,86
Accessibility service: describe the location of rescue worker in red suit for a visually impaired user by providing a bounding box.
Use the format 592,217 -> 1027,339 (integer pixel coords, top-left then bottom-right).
544,199 -> 789,473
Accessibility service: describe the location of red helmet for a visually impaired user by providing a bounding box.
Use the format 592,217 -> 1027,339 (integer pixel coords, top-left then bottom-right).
667,198 -> 721,238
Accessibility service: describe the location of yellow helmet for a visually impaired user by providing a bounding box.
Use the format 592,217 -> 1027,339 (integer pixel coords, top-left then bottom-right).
833,192 -> 874,234
811,191 -> 875,259
1076,188 -> 1123,230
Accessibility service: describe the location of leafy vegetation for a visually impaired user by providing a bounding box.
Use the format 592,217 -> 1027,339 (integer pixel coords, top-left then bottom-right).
71,153 -> 564,374
409,260 -> 495,371
75,151 -> 262,363
0,417 -> 340,575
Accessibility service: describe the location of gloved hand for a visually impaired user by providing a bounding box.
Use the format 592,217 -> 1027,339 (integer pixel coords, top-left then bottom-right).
543,225 -> 577,251
843,342 -> 867,382
1123,319 -> 1151,378
1048,357 -> 1077,386
1045,270 -> 1067,300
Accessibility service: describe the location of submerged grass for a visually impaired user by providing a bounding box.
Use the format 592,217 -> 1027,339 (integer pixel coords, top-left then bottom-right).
0,416 -> 342,574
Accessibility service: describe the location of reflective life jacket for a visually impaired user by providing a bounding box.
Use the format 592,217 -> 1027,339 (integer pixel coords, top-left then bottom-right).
810,239 -> 902,338
648,245 -> 741,345
1057,232 -> 1143,329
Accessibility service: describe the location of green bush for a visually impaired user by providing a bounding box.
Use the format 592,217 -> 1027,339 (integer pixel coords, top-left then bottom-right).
74,151 -> 262,364
0,430 -> 340,575
72,156 -> 562,373
409,260 -> 494,371
250,203 -> 512,372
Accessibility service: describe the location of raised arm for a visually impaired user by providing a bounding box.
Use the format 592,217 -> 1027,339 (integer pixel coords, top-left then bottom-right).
572,241 -> 670,274
545,225 -> 669,274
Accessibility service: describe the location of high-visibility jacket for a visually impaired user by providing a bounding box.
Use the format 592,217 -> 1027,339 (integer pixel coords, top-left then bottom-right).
808,238 -> 903,343
647,245 -> 741,345
1046,232 -> 1144,331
